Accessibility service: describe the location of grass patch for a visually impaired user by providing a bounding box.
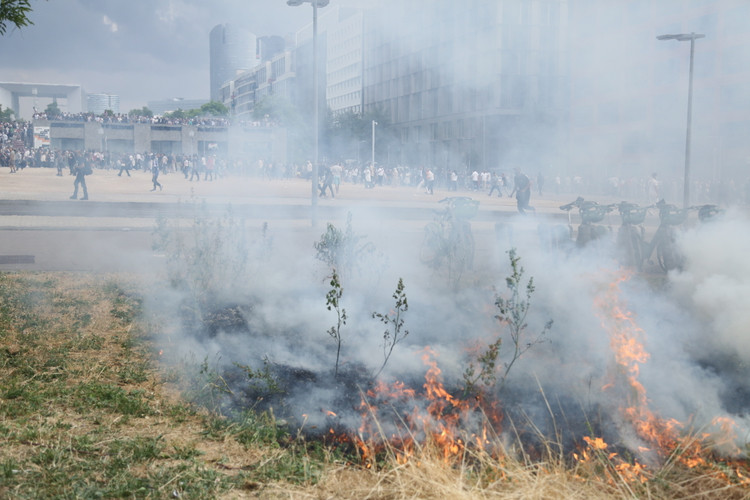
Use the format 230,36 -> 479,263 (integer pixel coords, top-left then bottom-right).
0,271 -> 747,499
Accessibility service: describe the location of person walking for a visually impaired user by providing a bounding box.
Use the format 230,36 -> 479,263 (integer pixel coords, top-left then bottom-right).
69,159 -> 89,200
150,155 -> 163,191
488,172 -> 503,197
318,164 -> 335,198
425,168 -> 435,194
189,154 -> 201,181
510,167 -> 534,214
118,155 -> 132,177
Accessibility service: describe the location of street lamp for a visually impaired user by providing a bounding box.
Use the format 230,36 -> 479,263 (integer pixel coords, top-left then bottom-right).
371,120 -> 377,169
287,0 -> 329,226
657,32 -> 705,208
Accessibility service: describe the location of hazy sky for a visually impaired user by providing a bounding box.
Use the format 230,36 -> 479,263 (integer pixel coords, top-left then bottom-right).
0,0 -> 363,111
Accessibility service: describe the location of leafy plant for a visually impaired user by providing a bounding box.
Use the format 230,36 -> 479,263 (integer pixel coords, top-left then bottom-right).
372,278 -> 409,378
314,212 -> 377,283
326,269 -> 347,377
238,356 -> 282,394
0,0 -> 37,36
464,249 -> 552,394
152,200 -> 264,331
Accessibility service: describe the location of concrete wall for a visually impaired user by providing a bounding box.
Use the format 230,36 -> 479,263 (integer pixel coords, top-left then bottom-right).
36,119 -> 286,162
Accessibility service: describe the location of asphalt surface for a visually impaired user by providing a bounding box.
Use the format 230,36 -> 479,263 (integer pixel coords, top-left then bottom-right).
0,167 -> 601,272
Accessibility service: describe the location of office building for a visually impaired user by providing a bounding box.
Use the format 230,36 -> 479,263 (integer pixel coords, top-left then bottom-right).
86,93 -> 120,115
210,24 -> 257,102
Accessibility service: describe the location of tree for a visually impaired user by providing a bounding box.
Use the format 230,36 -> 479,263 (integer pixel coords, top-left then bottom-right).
0,0 -> 40,36
129,106 -> 154,118
199,101 -> 229,117
324,108 -> 395,163
0,105 -> 15,122
253,95 -> 308,162
45,100 -> 60,118
163,108 -> 188,120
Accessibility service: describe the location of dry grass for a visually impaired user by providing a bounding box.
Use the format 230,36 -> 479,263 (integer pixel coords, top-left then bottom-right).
0,272 -> 748,499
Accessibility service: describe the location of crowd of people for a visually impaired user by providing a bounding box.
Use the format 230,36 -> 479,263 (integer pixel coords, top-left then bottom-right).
30,111 -> 276,128
2,119 -> 749,206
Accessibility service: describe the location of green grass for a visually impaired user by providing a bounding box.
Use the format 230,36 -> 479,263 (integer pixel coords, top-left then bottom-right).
0,273 -> 255,498
0,272 -> 748,499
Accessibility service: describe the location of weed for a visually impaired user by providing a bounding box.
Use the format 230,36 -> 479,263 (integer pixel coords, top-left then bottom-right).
182,357 -> 234,414
325,269 -> 347,377
232,410 -> 289,447
117,359 -> 150,384
238,357 -> 282,394
464,249 -> 552,395
314,212 -> 379,283
372,278 -> 409,378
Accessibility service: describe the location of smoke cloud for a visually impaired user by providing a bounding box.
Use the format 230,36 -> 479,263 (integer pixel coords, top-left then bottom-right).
146,202 -> 750,459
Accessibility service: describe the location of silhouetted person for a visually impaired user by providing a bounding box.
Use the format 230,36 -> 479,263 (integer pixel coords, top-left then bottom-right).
150,156 -> 162,191
488,173 -> 502,197
118,156 -> 132,177
69,161 -> 89,200
319,164 -> 335,198
510,167 -> 534,215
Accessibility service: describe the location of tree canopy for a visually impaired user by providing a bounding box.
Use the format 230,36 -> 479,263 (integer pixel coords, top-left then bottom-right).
0,105 -> 16,122
128,106 -> 154,118
45,100 -> 60,118
0,0 -> 39,36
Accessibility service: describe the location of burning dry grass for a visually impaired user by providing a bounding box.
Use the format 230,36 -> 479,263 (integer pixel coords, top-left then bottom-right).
0,272 -> 748,499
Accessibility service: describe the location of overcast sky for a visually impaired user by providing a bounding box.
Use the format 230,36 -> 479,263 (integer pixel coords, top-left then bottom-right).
0,0 -> 365,112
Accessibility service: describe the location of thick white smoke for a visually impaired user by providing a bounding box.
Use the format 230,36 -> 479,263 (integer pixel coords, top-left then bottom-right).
147,205 -> 750,457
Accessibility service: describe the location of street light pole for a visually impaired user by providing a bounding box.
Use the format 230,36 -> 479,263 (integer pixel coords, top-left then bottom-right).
287,0 -> 329,226
371,120 -> 377,169
657,32 -> 705,208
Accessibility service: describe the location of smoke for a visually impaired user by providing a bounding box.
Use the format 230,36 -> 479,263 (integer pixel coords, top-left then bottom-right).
145,202 -> 750,459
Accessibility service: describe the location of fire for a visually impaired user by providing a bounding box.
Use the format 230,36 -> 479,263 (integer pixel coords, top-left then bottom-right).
314,269 -> 747,487
582,269 -> 749,484
347,347 -> 503,467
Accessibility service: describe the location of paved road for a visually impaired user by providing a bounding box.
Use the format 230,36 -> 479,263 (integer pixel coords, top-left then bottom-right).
0,168 -> 588,271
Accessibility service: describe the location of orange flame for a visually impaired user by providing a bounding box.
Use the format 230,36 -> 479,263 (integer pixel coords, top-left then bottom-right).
585,269 -> 749,484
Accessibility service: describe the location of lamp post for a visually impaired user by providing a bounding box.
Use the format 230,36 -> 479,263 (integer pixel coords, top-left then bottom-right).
657,32 -> 705,208
288,0 -> 329,226
371,120 -> 377,169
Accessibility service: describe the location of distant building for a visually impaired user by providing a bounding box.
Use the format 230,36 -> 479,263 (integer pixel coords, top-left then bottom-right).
0,82 -> 85,120
86,93 -> 120,115
34,117 -> 286,161
362,0 -> 568,171
147,98 -> 209,116
257,35 -> 286,63
210,24 -> 257,102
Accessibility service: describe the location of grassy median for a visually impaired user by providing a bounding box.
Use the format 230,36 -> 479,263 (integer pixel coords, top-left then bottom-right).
0,272 -> 748,499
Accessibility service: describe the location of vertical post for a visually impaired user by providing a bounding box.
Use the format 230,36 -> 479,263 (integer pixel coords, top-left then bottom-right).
371,120 -> 377,169
311,1 -> 319,226
683,34 -> 696,208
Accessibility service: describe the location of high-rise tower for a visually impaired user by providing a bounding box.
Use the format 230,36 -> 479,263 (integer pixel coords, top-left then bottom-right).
209,24 -> 257,102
